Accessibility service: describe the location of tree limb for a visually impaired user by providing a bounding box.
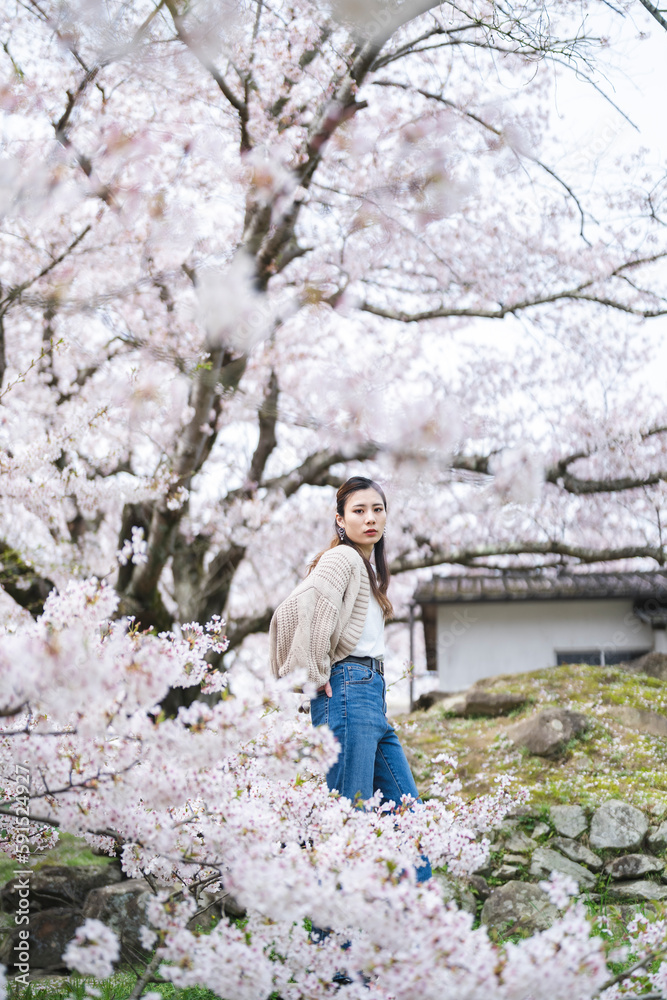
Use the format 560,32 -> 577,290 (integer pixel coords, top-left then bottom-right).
636,0 -> 667,32
389,541 -> 666,574
225,609 -> 275,650
248,368 -> 279,487
164,0 -> 251,151
360,281 -> 667,322
0,224 -> 92,313
450,425 -> 667,494
123,349 -> 247,620
372,79 -> 591,242
258,443 -> 381,498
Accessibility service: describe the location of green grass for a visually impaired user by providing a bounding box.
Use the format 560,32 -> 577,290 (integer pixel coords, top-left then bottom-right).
5,971 -> 225,1000
0,833 -> 114,887
393,663 -> 667,812
4,898 -> 665,999
6,907 -> 658,1000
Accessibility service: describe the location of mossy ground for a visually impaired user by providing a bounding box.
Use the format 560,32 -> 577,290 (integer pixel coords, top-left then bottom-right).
0,832 -> 113,887
393,663 -> 667,815
5,971 -> 223,1000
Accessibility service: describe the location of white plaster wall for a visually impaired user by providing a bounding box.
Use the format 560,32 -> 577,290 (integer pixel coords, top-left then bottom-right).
436,599 -> 655,691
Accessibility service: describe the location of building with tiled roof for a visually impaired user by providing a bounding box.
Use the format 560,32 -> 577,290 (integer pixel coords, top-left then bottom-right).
412,570 -> 667,690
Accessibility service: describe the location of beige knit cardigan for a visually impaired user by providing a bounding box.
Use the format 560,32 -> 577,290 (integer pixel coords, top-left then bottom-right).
269,544 -> 371,688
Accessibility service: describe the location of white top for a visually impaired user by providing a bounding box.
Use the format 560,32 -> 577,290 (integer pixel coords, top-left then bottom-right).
348,591 -> 385,659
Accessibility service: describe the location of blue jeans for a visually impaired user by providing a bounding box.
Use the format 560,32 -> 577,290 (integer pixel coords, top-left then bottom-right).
311,657 -> 432,883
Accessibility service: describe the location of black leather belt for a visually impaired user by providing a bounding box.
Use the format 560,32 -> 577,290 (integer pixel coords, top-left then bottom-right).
334,655 -> 384,676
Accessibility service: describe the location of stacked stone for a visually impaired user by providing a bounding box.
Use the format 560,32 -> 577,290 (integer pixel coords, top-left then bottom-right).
472,799 -> 667,934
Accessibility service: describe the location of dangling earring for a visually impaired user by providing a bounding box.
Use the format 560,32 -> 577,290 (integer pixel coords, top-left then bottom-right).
337,524 -> 345,540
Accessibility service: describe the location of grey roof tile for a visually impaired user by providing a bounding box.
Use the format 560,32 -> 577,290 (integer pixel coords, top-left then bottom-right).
413,570 -> 667,604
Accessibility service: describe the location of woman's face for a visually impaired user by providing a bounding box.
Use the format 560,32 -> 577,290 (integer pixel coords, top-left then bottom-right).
336,488 -> 387,556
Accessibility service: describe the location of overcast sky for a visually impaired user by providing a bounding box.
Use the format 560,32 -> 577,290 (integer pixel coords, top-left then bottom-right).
552,4 -> 667,170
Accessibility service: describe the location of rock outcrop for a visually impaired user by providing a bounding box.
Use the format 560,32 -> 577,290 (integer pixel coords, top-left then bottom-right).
0,907 -> 84,973
507,709 -> 588,757
82,879 -> 153,964
416,687 -> 527,717
457,689 -> 527,718
619,651 -> 667,681
551,837 -> 602,871
0,864 -> 122,914
616,706 -> 667,738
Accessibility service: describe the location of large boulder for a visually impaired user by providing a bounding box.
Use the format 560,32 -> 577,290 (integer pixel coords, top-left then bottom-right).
82,878 -> 153,964
616,706 -> 667,739
458,689 -> 527,718
589,800 -> 648,851
481,882 -> 558,936
0,863 -> 122,913
605,854 -> 664,880
0,906 -> 83,971
550,805 -> 588,838
507,709 -> 588,757
417,687 -> 527,717
529,847 -> 596,887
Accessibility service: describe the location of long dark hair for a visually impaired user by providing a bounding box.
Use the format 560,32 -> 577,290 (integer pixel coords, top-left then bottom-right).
306,476 -> 394,620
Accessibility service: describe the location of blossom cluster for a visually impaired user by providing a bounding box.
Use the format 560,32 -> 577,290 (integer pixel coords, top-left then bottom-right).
0,582 -> 666,1000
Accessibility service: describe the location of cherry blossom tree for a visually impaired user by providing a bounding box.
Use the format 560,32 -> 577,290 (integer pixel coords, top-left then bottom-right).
2,0 -> 667,682
3,4 -> 667,991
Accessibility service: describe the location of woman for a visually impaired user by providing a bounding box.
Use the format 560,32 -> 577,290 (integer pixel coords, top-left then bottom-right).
269,474 -> 431,883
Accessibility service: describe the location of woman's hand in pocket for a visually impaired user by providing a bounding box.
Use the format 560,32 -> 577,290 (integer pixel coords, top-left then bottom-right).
317,681 -> 332,698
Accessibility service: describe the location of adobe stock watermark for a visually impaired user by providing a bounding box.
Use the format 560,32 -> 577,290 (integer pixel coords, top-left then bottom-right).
568,114 -> 627,176
437,607 -> 478,650
11,761 -> 33,987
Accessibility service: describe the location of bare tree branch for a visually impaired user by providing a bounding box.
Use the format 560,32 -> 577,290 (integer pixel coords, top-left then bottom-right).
449,423 -> 667,495
389,540 -> 666,574
0,224 -> 92,315
164,0 -> 251,151
259,443 -> 381,498
360,278 -> 667,322
637,0 -> 667,33
372,79 -> 591,242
